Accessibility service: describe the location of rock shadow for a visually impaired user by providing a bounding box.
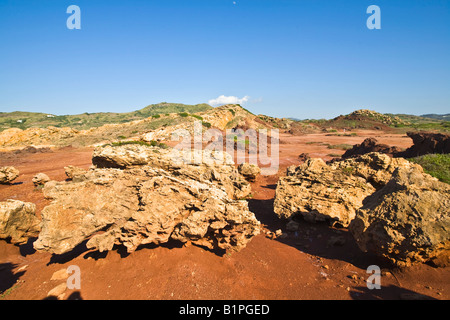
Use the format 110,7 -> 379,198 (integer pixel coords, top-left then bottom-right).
247,198 -> 391,270
349,284 -> 438,300
0,263 -> 25,295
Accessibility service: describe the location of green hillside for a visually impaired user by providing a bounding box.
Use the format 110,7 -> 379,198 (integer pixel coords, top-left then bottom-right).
0,103 -> 213,131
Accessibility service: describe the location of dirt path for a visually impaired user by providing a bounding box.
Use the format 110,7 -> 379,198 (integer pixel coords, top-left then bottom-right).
1,131 -> 448,300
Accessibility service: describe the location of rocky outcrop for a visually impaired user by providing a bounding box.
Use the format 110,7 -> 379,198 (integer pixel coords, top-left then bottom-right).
237,163 -> 261,182
274,158 -> 375,227
274,153 -> 420,227
64,166 -> 87,181
0,200 -> 40,244
400,132 -> 450,158
0,166 -> 19,184
33,166 -> 260,255
32,173 -> 50,186
341,138 -> 403,159
349,166 -> 450,267
92,144 -> 251,199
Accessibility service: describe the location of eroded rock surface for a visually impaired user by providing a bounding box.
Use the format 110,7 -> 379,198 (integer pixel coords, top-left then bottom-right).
274,153 -> 420,227
0,200 -> 40,244
350,166 -> 450,267
33,145 -> 260,255
0,166 -> 19,184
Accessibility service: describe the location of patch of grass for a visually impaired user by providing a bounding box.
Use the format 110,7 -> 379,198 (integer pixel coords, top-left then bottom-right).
328,153 -> 342,158
191,114 -> 203,120
178,112 -> 189,117
201,121 -> 212,128
117,135 -> 126,140
152,114 -> 161,119
409,154 -> 450,184
327,143 -> 353,150
105,140 -> 169,149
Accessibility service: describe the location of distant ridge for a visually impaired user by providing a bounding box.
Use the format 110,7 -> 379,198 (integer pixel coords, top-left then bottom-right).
0,102 -> 213,131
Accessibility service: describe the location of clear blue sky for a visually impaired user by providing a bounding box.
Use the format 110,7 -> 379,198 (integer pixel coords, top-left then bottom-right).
0,0 -> 449,119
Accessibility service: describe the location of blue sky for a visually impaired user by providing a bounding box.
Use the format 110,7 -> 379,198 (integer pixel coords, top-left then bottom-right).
0,0 -> 449,119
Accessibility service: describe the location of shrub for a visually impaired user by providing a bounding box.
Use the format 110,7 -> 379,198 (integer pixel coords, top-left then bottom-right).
409,154 -> 450,184
178,112 -> 189,117
201,121 -> 212,128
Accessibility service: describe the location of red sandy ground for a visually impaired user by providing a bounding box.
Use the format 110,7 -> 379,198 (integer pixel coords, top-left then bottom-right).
0,131 -> 449,300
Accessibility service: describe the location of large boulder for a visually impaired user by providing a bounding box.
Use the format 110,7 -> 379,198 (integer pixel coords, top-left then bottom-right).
0,200 -> 40,244
32,173 -> 50,186
349,166 -> 450,267
33,163 -> 260,256
237,163 -> 261,182
92,144 -> 251,199
274,158 -> 375,227
274,153 -> 420,227
0,166 -> 19,184
399,132 -> 450,158
341,138 -> 403,159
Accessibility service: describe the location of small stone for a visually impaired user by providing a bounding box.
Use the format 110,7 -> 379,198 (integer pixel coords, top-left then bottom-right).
32,173 -> 50,186
51,268 -> 69,281
47,283 -> 67,298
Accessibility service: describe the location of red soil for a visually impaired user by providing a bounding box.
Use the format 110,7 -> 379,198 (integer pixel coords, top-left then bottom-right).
0,131 -> 448,300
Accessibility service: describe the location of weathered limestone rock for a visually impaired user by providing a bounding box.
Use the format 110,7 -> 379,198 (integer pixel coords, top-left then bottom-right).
237,163 -> 261,182
274,153 -> 421,227
32,173 -> 50,186
349,166 -> 450,267
91,144 -> 251,199
274,158 -> 375,227
64,165 -> 88,181
0,166 -> 19,184
33,166 -> 260,255
0,200 -> 40,244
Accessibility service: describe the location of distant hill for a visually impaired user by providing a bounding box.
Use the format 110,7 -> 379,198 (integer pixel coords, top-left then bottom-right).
420,114 -> 450,121
0,102 -> 213,131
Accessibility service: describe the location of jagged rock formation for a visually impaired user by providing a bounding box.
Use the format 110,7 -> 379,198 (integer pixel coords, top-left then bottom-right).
237,163 -> 261,182
350,166 -> 450,267
341,138 -> 403,159
399,132 -> 450,158
92,144 -> 251,199
32,173 -> 50,186
0,166 -> 19,184
274,158 -> 375,227
274,153 -> 419,227
0,200 -> 40,244
33,145 -> 260,255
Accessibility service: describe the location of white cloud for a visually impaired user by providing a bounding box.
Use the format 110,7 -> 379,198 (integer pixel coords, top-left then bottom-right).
208,95 -> 250,106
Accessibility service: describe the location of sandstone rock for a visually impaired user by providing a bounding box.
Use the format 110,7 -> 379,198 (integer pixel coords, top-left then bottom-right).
47,283 -> 67,298
341,138 -> 403,159
92,144 -> 251,199
349,166 -> 450,267
0,200 -> 40,244
33,165 -> 260,255
32,173 -> 50,186
274,153 -> 423,227
398,132 -> 450,158
64,166 -> 87,181
237,163 -> 261,182
0,166 -> 19,184
274,158 -> 375,227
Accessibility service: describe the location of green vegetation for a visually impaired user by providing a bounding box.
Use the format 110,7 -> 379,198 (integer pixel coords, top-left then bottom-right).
190,114 -> 203,120
409,154 -> 450,184
105,140 -> 169,149
0,102 -> 213,132
178,112 -> 189,117
201,121 -> 212,128
326,143 -> 353,150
